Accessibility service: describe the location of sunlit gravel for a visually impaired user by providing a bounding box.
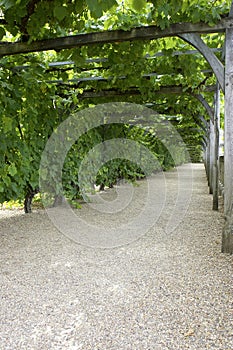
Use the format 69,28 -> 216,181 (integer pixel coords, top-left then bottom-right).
0,164 -> 232,350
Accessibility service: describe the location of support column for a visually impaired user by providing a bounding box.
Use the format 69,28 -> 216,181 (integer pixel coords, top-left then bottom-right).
203,142 -> 207,173
222,17 -> 233,254
201,123 -> 209,176
212,84 -> 220,210
209,119 -> 214,194
206,138 -> 210,186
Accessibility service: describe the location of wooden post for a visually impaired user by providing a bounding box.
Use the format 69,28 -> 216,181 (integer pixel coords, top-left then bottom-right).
202,137 -> 207,170
212,84 -> 220,210
209,119 -> 214,194
222,8 -> 233,253
200,120 -> 209,176
204,144 -> 208,178
206,137 -> 210,187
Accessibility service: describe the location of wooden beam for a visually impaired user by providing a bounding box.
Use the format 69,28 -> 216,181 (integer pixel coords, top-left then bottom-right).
230,0 -> 233,16
209,119 -> 214,194
59,84 -> 215,96
199,115 -> 209,131
11,48 -> 222,71
78,89 -> 140,99
206,138 -> 211,187
147,47 -> 222,59
191,93 -> 214,122
45,69 -> 213,85
75,86 -> 215,131
178,33 -> 225,92
192,115 -> 207,133
222,8 -> 233,253
202,134 -> 208,145
0,18 -> 232,57
212,84 -> 220,210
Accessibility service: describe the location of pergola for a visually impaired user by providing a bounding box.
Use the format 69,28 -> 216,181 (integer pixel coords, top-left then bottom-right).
1,2 -> 233,253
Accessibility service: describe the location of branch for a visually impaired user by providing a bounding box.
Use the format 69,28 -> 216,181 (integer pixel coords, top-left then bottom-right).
19,0 -> 41,42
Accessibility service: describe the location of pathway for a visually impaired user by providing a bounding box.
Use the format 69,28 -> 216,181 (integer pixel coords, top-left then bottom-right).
0,163 -> 232,350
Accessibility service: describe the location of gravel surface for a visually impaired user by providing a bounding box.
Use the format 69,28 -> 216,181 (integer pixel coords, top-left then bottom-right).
0,163 -> 232,350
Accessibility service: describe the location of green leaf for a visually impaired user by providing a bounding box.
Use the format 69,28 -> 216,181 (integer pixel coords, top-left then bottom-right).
0,26 -> 5,39
131,0 -> 146,12
2,116 -> 13,133
75,0 -> 85,13
53,5 -> 68,21
0,183 -> 4,193
86,0 -> 103,18
101,0 -> 117,12
8,163 -> 17,176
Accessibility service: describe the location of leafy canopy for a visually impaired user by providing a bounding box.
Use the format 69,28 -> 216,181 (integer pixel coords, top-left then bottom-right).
0,0 -> 229,205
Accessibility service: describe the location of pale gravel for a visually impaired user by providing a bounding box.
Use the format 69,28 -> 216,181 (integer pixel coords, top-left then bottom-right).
0,163 -> 232,350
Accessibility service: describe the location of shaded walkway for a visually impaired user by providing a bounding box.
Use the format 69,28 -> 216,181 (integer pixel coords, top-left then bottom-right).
0,164 -> 232,350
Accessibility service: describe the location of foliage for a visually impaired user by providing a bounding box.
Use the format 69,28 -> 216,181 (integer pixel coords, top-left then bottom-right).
60,121 -> 185,201
0,0 -> 229,207
0,1 -> 230,40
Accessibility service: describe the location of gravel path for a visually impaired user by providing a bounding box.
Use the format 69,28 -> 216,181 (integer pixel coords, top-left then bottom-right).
0,163 -> 232,350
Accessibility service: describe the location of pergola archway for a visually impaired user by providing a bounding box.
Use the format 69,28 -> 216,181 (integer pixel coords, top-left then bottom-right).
0,1 -> 233,253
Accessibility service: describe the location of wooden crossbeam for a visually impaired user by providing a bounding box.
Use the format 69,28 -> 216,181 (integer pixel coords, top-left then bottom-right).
10,48 -> 222,71
57,85 -> 216,98
0,18 -> 232,57
44,70 -> 212,85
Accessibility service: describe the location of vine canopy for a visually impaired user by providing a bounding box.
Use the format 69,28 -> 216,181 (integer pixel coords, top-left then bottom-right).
0,0 -> 230,207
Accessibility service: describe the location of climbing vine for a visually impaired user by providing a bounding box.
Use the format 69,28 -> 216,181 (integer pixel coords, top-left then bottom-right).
0,0 -> 230,209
